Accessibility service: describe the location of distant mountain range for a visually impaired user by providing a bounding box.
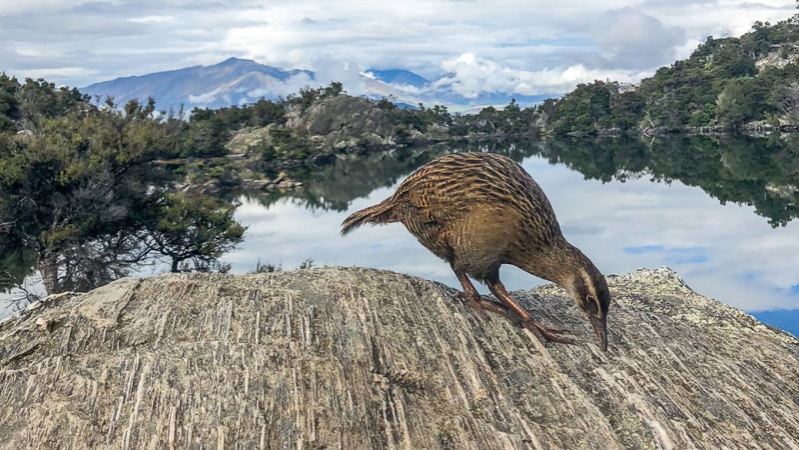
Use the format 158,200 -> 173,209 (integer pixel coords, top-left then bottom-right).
81,58 -> 553,112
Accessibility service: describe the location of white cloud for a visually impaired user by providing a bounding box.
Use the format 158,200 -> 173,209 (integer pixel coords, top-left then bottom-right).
589,7 -> 686,69
128,15 -> 176,24
432,53 -> 650,97
0,0 -> 96,17
13,67 -> 99,82
0,1 -> 796,97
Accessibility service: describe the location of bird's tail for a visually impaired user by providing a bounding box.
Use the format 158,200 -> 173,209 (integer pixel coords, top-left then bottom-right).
341,200 -> 397,235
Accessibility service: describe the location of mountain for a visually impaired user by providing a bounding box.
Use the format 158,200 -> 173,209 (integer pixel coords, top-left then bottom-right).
365,69 -> 429,88
81,58 -> 555,112
82,57 -> 315,111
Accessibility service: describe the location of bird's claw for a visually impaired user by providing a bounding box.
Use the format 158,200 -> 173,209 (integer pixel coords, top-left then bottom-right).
455,291 -> 489,318
520,318 -> 576,345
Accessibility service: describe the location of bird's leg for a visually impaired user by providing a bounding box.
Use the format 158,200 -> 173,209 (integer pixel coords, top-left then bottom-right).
451,266 -> 516,320
486,279 -> 575,345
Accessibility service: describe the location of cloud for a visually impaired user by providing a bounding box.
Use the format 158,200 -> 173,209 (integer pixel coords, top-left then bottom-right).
431,53 -> 650,97
1,1 -> 797,95
244,72 -> 317,100
589,7 -> 686,70
216,153 -> 799,316
623,245 -> 665,254
306,58 -> 371,96
0,0 -> 95,17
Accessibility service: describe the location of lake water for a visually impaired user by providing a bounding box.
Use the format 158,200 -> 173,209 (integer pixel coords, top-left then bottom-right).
3,136 -> 799,336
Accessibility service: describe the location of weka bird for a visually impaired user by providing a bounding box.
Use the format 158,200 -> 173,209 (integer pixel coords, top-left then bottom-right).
341,152 -> 610,351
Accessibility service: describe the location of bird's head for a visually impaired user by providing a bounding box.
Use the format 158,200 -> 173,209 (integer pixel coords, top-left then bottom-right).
569,268 -> 611,352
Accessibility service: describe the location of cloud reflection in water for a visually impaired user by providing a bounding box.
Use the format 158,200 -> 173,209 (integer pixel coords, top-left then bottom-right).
225,154 -> 799,318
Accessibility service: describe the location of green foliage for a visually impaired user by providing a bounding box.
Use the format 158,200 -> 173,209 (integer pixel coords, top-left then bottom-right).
0,99 -> 172,252
144,191 -> 245,272
450,99 -> 538,136
251,258 -> 314,273
539,17 -> 799,133
376,98 -> 397,110
18,78 -> 89,131
323,82 -> 344,97
0,73 -> 20,133
287,82 -> 347,112
261,142 -> 278,161
268,128 -> 311,159
248,98 -> 287,127
184,107 -> 238,157
547,82 -> 614,134
0,81 -> 247,294
393,109 -> 426,132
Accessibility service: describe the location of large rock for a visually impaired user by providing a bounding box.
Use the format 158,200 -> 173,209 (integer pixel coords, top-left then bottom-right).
287,96 -> 396,149
0,267 -> 797,449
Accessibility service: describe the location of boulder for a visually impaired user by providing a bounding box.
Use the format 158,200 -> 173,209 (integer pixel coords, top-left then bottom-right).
0,267 -> 797,449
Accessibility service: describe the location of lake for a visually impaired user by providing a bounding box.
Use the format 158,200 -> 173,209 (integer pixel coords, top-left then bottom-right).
3,135 -> 799,336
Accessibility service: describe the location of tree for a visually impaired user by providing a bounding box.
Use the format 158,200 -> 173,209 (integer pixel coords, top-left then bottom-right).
0,98 -> 172,292
248,98 -> 287,127
0,88 -> 247,294
0,73 -> 20,133
546,81 -> 613,135
143,192 -> 245,272
779,81 -> 799,123
17,78 -> 89,131
323,81 -> 344,97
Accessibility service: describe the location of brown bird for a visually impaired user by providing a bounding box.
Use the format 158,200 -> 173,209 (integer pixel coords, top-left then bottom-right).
341,152 -> 610,351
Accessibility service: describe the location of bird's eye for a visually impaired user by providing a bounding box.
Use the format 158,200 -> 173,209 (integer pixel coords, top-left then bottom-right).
585,295 -> 598,312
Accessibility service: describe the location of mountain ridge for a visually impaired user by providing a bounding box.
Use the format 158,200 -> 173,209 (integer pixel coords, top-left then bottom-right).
81,58 -> 554,112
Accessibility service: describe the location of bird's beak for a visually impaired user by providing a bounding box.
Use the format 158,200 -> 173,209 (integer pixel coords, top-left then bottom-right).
590,315 -> 608,352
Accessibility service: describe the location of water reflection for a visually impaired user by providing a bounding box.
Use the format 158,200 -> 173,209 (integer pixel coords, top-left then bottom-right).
225,135 -> 799,336
243,146 -> 451,212
243,135 -> 799,229
3,135 -> 799,337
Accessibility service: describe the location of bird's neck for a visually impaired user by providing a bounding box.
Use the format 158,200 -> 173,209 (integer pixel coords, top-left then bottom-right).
517,241 -> 593,291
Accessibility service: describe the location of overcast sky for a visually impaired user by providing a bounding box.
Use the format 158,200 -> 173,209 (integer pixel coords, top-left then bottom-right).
1,1 -> 797,96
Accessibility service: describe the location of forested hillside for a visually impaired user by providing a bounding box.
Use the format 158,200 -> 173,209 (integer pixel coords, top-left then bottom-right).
539,17 -> 799,134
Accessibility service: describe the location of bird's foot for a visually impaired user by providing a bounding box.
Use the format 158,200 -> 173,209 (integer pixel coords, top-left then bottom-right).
519,318 -> 576,345
454,291 -> 486,318
456,291 -> 513,320
471,298 -> 513,319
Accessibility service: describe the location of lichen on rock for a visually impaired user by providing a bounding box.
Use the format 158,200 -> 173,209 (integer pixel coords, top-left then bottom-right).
0,267 -> 797,449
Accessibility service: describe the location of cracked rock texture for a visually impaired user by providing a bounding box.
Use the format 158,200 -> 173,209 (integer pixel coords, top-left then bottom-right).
1,267 -> 798,449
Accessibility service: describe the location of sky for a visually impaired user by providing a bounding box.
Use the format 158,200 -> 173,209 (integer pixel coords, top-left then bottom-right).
1,1 -> 797,97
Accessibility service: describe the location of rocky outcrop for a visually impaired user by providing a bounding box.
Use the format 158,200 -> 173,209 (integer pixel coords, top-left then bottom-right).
226,96 -> 438,160
225,126 -> 273,155
1,267 -> 797,449
286,96 -> 398,150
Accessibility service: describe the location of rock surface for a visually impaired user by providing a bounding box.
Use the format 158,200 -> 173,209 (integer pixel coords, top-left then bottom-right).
286,96 -> 397,150
0,267 -> 797,449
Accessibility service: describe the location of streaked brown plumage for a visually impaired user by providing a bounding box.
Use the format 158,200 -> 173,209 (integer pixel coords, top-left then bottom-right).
342,152 -> 610,351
